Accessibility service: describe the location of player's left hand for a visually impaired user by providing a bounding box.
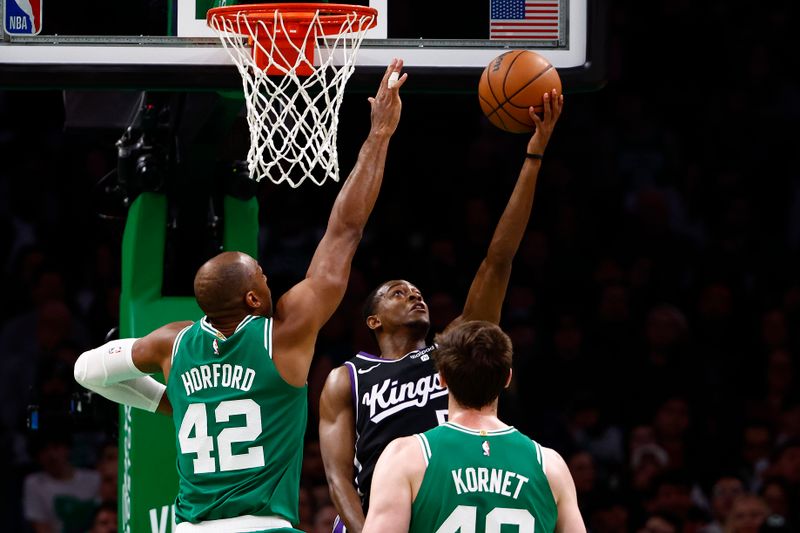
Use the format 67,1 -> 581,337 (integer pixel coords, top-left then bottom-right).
369,58 -> 407,137
527,89 -> 564,155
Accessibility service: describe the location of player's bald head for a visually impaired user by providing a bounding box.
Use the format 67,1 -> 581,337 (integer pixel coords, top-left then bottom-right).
194,252 -> 259,316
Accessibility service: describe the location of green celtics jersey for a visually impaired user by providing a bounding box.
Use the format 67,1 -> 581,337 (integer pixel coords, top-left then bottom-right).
166,315 -> 307,525
410,422 -> 557,533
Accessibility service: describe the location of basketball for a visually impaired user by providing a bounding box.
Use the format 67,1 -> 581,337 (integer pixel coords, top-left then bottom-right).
478,50 -> 562,133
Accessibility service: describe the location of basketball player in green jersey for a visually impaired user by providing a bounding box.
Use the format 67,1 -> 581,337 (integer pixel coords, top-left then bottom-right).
73,59 -> 408,532
363,321 -> 585,533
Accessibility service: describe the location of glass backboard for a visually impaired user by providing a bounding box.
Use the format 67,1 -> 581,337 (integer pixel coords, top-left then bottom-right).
0,0 -> 606,91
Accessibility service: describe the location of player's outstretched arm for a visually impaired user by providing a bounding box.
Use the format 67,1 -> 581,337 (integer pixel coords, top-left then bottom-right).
542,447 -> 587,533
73,321 -> 191,416
447,90 -> 563,330
319,366 -> 365,532
271,60 -> 407,387
362,437 -> 422,533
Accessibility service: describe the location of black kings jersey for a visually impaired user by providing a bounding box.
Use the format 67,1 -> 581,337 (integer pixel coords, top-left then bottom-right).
345,345 -> 448,512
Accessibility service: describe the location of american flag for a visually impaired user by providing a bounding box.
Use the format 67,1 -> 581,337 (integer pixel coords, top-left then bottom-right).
490,0 -> 561,40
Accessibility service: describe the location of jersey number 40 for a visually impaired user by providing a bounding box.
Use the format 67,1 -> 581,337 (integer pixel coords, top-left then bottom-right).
437,505 -> 535,533
178,399 -> 265,474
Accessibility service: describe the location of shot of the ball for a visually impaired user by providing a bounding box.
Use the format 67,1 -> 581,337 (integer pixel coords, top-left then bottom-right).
388,71 -> 400,88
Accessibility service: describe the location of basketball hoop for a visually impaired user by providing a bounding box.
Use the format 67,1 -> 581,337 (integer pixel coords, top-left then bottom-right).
207,3 -> 378,187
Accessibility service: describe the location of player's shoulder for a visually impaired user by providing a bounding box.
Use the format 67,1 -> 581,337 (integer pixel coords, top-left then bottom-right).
385,434 -> 424,461
155,320 -> 195,337
135,320 -> 193,355
539,445 -> 572,483
320,363 -> 353,404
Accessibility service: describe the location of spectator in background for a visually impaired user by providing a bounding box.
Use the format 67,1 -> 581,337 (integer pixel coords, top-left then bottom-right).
567,450 -> 599,516
760,439 -> 800,524
86,501 -> 116,533
763,439 -> 800,487
642,470 -> 699,525
629,305 -> 697,418
636,512 -> 682,533
651,395 -> 693,470
699,475 -> 745,533
23,431 -> 100,533
723,494 -> 769,533
738,420 -> 774,491
758,477 -> 793,531
0,298 -> 90,466
628,425 -> 670,501
586,496 -> 629,533
95,458 -> 116,506
567,394 -> 625,470
746,349 -> 795,429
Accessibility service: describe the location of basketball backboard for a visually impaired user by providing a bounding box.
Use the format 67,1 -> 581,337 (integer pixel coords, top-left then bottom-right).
0,0 -> 606,92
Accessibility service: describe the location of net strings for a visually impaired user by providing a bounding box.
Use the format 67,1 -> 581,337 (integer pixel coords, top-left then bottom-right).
210,9 -> 375,187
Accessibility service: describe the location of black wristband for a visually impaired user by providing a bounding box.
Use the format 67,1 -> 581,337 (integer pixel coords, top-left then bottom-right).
526,153 -> 544,160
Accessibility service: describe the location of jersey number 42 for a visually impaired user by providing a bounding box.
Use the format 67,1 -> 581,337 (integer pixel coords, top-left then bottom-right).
178,399 -> 265,474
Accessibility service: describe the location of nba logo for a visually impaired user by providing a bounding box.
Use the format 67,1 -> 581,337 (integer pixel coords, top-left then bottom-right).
5,0 -> 43,35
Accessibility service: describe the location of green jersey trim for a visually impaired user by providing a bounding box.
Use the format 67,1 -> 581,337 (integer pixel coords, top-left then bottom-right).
234,315 -> 258,334
415,433 -> 432,465
265,315 -> 273,359
199,317 -> 226,339
443,422 -> 517,436
171,325 -> 192,364
533,440 -> 547,471
197,315 -> 258,341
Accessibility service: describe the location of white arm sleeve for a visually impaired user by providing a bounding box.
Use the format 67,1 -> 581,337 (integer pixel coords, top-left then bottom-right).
83,376 -> 166,413
74,338 -> 166,412
74,338 -> 143,386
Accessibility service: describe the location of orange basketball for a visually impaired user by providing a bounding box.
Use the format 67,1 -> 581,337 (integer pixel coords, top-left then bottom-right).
478,50 -> 562,133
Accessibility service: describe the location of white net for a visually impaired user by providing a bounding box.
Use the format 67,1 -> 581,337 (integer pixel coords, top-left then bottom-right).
208,6 -> 376,187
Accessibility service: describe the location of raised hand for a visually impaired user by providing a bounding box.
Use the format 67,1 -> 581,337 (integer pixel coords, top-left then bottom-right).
368,58 -> 407,137
527,89 -> 564,155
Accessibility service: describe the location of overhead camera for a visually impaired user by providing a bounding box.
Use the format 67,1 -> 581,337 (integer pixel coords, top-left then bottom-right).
115,101 -> 170,197
95,97 -> 172,219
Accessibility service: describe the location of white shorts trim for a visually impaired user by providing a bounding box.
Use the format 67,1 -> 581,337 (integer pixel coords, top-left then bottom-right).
175,514 -> 292,532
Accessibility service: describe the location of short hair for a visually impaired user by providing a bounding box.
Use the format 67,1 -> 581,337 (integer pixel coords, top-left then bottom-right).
193,256 -> 253,316
362,282 -> 387,322
433,321 -> 513,409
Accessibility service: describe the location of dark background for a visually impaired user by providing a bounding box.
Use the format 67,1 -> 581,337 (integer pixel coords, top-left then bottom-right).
1,1 -> 799,532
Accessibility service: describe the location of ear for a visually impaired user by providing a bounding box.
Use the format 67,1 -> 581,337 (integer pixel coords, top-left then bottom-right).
367,315 -> 381,331
245,290 -> 260,309
504,368 -> 513,389
438,372 -> 447,389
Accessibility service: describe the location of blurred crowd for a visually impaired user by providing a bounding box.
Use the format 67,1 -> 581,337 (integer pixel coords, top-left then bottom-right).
1,1 -> 799,532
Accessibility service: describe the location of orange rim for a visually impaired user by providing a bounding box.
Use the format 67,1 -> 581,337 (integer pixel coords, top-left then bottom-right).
207,3 -> 378,36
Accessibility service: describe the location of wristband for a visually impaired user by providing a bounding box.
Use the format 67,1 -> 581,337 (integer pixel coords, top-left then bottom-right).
526,153 -> 544,160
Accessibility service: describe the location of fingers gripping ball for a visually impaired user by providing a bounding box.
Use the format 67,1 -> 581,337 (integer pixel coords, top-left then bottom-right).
478,50 -> 562,133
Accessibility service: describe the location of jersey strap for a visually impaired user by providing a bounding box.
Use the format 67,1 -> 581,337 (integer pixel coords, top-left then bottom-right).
414,433 -> 432,466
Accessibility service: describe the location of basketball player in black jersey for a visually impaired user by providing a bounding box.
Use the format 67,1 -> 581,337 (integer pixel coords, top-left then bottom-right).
319,89 -> 564,533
